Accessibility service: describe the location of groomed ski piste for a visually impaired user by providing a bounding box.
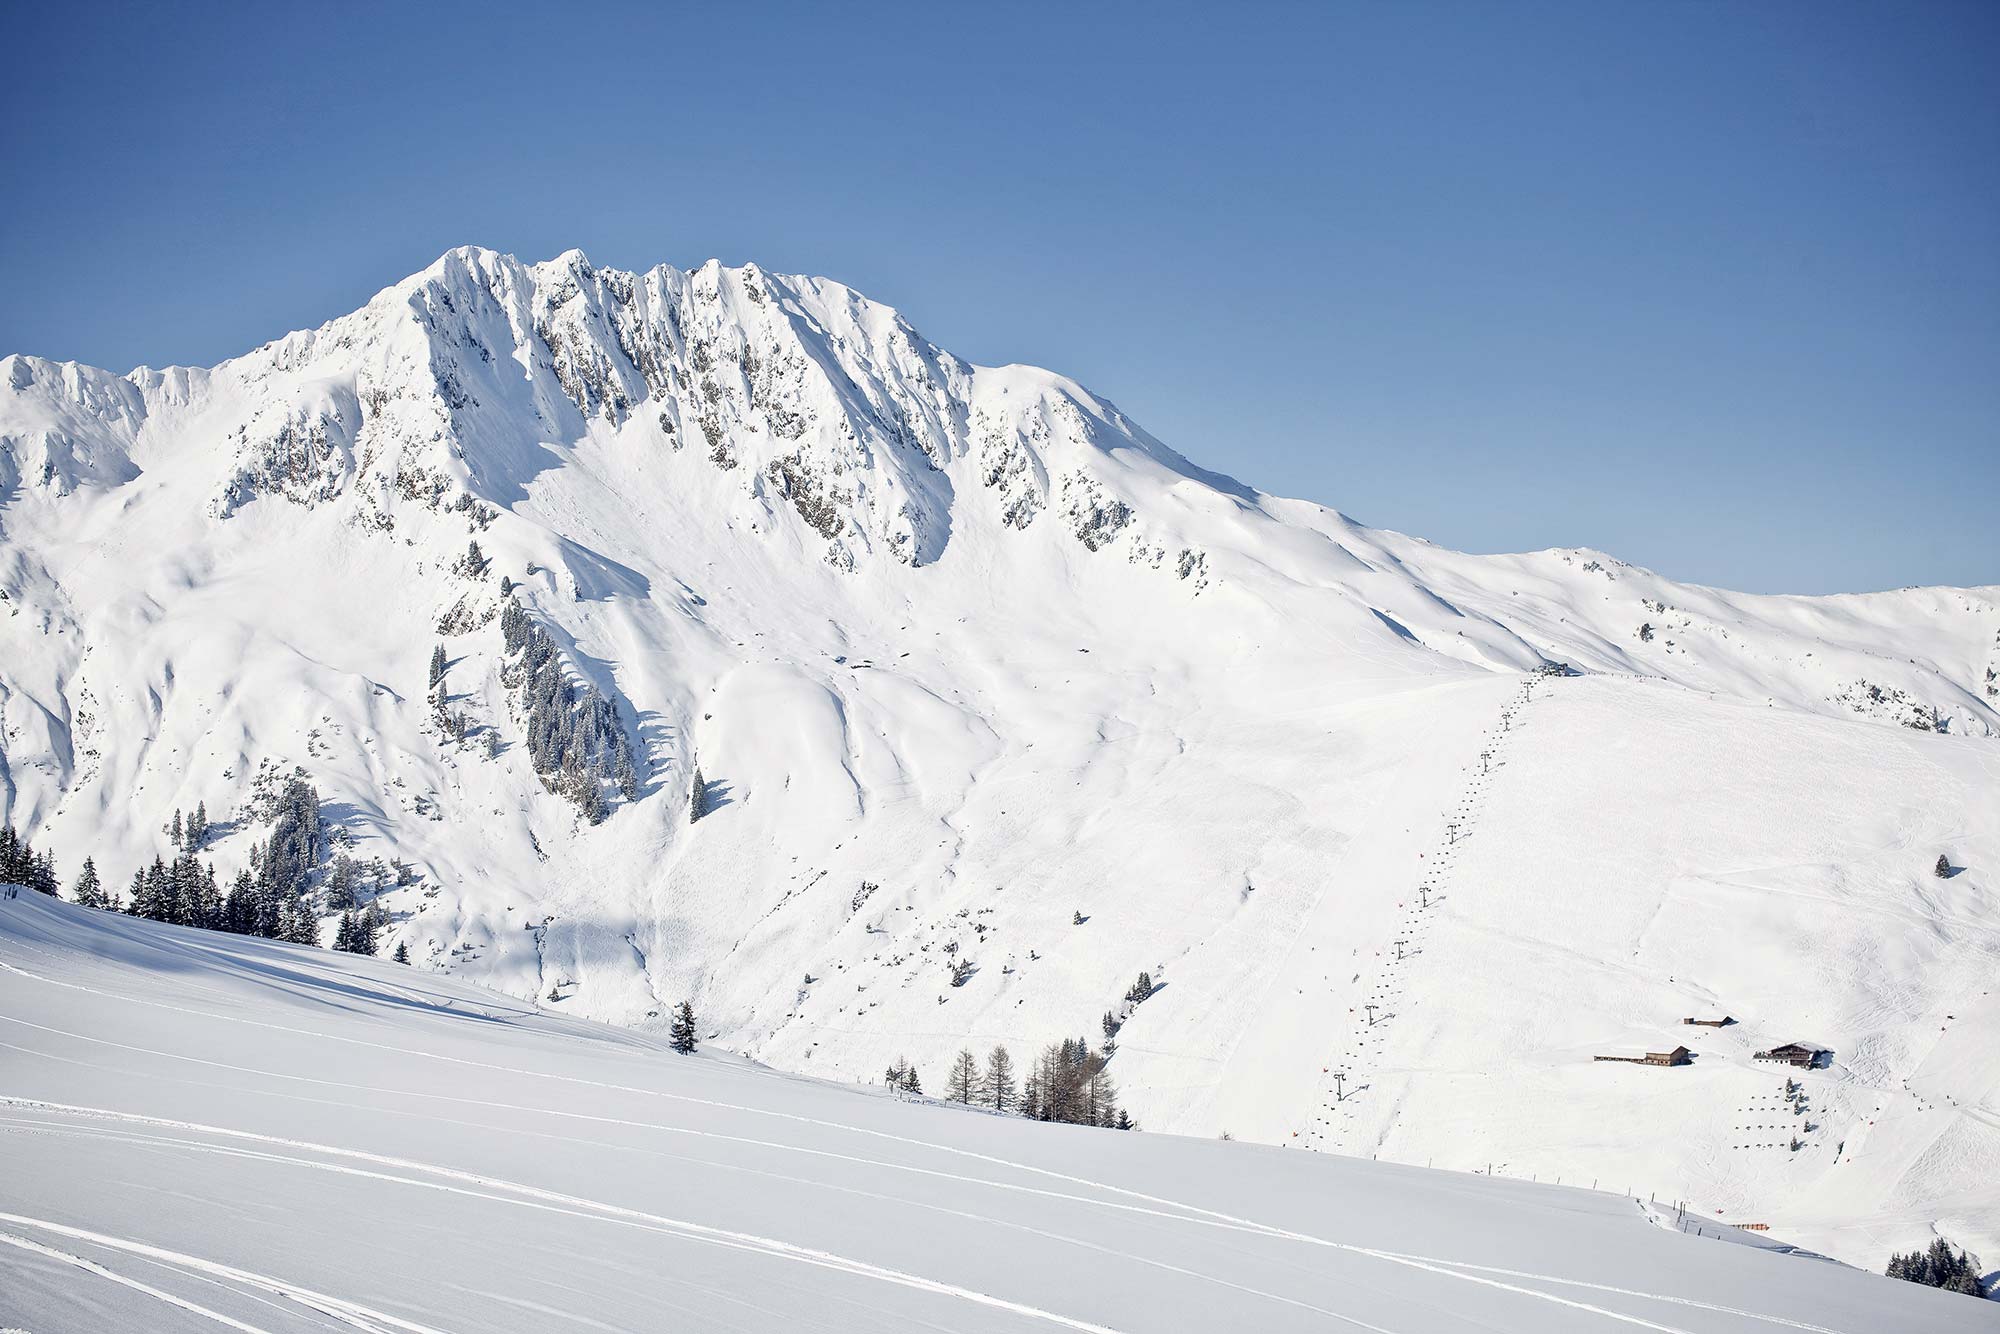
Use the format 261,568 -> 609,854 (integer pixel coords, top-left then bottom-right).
0,891 -> 1986,1334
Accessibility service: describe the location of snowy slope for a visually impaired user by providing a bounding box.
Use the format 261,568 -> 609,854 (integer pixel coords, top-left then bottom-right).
1,248 -> 1996,1274
2,891 -> 1989,1334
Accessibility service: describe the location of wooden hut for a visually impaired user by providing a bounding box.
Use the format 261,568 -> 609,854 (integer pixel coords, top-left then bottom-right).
1594,1045 -> 1690,1067
1754,1043 -> 1825,1068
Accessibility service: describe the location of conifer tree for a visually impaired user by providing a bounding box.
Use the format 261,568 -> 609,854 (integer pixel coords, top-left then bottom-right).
948,1049 -> 981,1103
71,858 -> 103,908
0,825 -> 61,895
170,809 -> 183,849
670,999 -> 699,1053
222,870 -> 258,935
429,643 -> 449,687
326,856 -> 358,911
393,940 -> 411,965
1935,854 -> 1951,879
985,1045 -> 1017,1113
353,906 -> 378,954
688,767 -> 706,824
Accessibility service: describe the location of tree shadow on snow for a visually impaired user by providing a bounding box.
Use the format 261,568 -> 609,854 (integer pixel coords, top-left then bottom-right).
698,779 -> 736,816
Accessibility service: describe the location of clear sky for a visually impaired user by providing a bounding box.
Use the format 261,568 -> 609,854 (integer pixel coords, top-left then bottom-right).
3,1 -> 1994,594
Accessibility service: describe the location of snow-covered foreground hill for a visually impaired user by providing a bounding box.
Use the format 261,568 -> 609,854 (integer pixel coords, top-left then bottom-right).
1,247 -> 1996,1274
0,892 -> 1985,1333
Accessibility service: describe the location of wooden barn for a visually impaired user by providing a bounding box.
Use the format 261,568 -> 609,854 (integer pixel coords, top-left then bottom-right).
1754,1043 -> 1826,1068
1594,1045 -> 1691,1067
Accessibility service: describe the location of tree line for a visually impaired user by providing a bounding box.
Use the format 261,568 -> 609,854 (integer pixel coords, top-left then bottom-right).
0,825 -> 60,896
891,1035 -> 1135,1131
1885,1238 -> 1986,1299
8,781 -> 395,960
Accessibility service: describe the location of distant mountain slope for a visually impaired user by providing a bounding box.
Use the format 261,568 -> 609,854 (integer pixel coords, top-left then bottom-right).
1,248 -> 1995,1271
4,890 -> 1990,1333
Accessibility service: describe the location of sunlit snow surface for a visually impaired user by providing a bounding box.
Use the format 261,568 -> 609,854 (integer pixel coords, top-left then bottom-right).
1,248 -> 1996,1275
0,893 -> 1987,1333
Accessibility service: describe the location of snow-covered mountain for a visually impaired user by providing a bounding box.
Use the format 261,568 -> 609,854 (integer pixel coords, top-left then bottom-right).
2,247 -> 1995,1272
6,891 -> 1992,1333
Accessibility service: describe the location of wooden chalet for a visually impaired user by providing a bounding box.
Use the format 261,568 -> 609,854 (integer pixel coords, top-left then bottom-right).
1754,1043 -> 1826,1069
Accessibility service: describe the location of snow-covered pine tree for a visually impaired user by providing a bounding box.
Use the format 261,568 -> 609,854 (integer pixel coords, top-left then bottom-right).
70,858 -> 103,908
169,809 -> 183,849
948,1049 -> 980,1103
1935,854 -> 1951,878
429,643 -> 448,687
188,801 -> 208,850
579,779 -> 608,825
393,940 -> 411,964
352,906 -> 378,954
261,778 -> 323,902
0,826 -> 53,893
326,856 -> 358,911
222,870 -> 258,935
670,999 -> 699,1053
281,897 -> 321,946
688,766 -> 706,823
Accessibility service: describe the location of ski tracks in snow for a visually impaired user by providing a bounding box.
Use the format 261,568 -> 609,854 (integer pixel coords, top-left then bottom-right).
0,1103 -> 1127,1334
0,1216 -> 459,1334
0,948 -> 1876,1334
0,1095 -> 1860,1334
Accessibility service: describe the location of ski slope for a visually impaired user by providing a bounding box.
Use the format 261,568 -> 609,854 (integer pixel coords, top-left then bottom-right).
0,891 -> 1986,1333
0,247 -> 1995,1273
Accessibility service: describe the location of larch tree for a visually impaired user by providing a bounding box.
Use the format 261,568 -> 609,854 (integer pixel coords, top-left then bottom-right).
985,1045 -> 1017,1113
948,1049 -> 981,1103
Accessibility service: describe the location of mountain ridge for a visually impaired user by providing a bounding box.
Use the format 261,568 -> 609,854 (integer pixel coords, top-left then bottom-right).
1,247 -> 1995,1269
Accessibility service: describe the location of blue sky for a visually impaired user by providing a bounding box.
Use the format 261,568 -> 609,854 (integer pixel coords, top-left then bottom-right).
3,1 -> 1994,594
